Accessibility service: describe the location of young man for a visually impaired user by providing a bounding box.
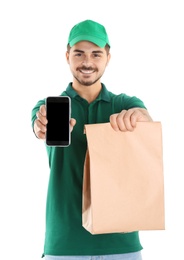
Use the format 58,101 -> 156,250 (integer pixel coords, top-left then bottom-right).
31,19 -> 152,260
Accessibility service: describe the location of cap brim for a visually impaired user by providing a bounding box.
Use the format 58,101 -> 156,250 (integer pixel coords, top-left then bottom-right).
69,35 -> 107,48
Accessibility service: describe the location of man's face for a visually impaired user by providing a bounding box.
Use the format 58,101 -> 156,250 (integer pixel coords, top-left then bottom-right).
66,41 -> 110,86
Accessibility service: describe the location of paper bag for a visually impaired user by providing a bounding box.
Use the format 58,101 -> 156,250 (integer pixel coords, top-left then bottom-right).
82,122 -> 165,234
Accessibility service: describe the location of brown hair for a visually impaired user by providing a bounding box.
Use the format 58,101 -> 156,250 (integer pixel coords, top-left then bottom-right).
67,44 -> 110,55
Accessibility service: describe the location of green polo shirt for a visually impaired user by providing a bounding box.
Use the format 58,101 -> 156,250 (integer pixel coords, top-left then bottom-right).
31,83 -> 146,257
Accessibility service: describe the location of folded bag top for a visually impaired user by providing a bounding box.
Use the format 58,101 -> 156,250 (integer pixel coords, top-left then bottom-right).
82,122 -> 165,234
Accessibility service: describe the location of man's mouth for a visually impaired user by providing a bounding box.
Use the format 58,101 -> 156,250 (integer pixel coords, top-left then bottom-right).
79,69 -> 95,74
78,67 -> 96,74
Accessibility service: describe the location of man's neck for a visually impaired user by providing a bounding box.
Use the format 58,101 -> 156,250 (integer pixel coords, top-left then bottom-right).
72,81 -> 102,103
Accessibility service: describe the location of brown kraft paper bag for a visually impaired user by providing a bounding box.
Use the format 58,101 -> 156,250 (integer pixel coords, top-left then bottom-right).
82,122 -> 165,234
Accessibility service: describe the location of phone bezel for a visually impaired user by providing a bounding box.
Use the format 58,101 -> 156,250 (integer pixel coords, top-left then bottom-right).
46,96 -> 71,147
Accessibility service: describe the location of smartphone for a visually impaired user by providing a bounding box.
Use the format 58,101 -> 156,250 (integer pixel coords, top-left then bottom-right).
46,96 -> 71,147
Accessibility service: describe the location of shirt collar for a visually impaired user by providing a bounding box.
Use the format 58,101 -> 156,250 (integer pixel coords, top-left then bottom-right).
65,82 -> 111,102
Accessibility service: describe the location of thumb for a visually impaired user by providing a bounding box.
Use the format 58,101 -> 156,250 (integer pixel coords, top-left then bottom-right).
70,118 -> 76,132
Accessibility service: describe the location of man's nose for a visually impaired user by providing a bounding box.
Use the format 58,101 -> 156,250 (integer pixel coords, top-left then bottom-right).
82,55 -> 92,65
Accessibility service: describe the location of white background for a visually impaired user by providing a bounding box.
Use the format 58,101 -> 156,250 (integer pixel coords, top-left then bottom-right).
0,0 -> 184,259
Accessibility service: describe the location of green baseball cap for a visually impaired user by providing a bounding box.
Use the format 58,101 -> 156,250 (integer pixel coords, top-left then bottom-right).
68,19 -> 110,48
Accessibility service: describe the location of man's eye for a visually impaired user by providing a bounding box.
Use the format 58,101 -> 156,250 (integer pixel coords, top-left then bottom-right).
93,54 -> 101,58
75,53 -> 82,57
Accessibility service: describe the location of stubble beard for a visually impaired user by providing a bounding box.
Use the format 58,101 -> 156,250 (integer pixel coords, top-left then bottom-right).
73,66 -> 103,86
74,75 -> 102,86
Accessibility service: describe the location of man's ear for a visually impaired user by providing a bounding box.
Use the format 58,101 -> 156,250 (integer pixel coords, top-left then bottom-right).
66,51 -> 70,64
107,53 -> 111,66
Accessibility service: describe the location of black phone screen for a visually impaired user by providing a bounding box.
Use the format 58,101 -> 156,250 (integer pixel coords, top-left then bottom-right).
46,96 -> 71,146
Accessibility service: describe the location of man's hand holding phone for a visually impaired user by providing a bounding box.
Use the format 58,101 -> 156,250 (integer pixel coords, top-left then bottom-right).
34,98 -> 76,146
34,105 -> 47,140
